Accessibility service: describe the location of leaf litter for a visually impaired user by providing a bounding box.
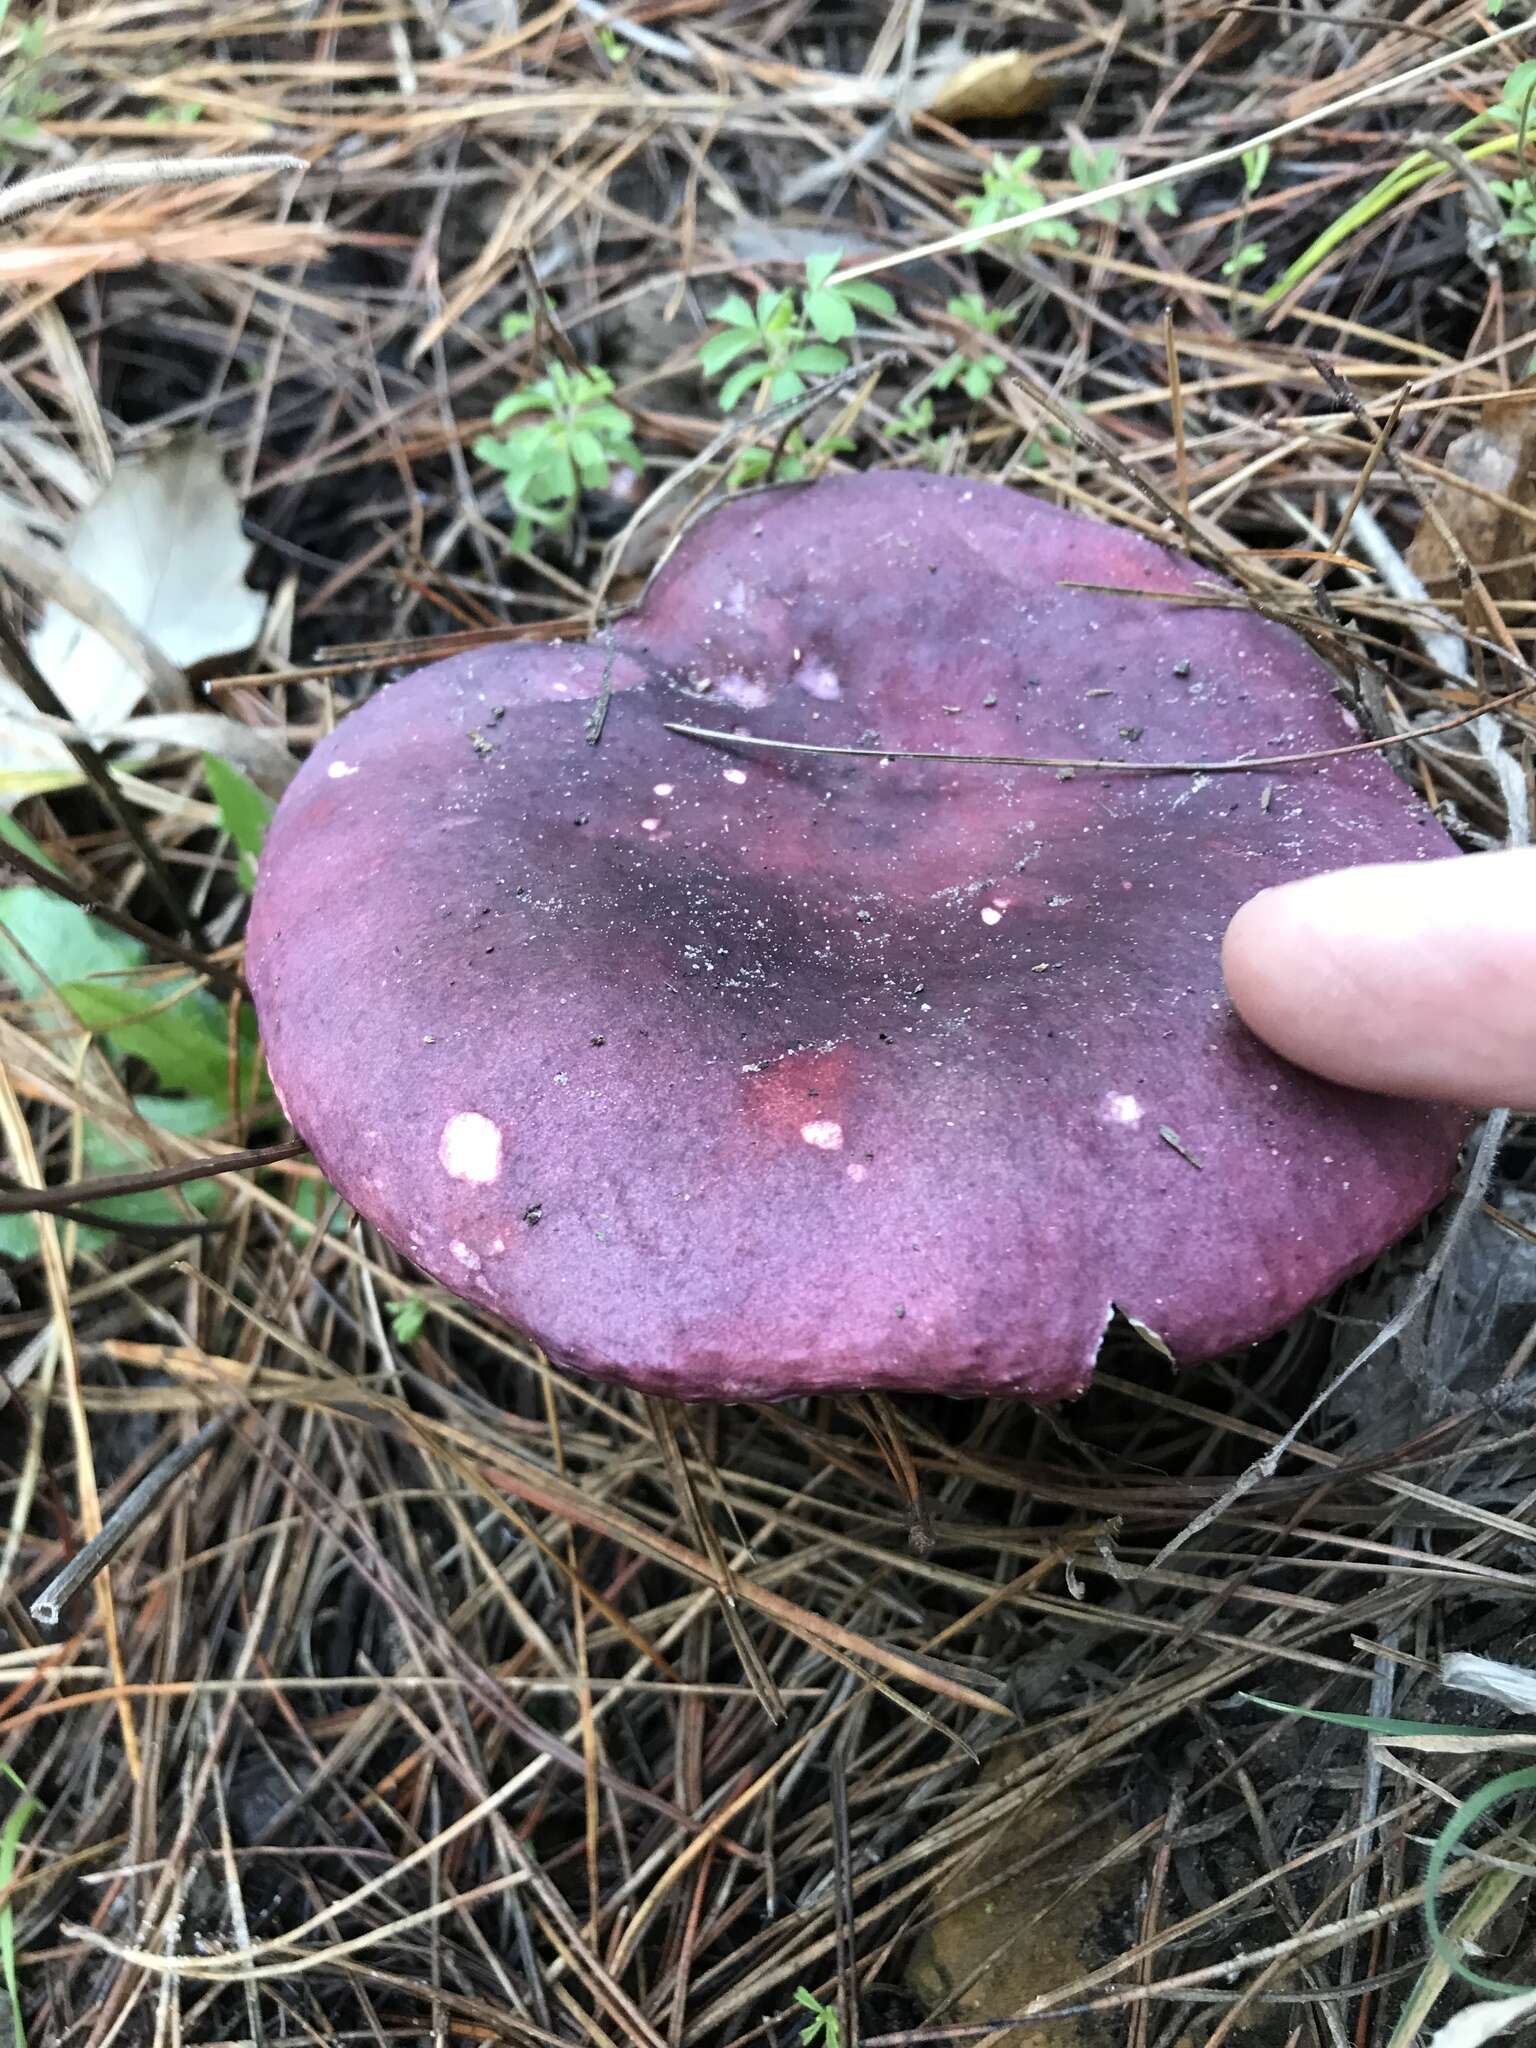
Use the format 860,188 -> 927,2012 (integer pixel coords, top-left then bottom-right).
0,8 -> 1532,2048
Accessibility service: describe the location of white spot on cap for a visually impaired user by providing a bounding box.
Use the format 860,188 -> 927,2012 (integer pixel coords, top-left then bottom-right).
653,782 -> 674,797
641,817 -> 661,832
1102,1093 -> 1143,1126
723,767 -> 748,785
449,1239 -> 482,1271
439,1111 -> 502,1183
798,661 -> 841,701
327,760 -> 358,779
715,673 -> 770,710
980,906 -> 1003,926
801,1119 -> 844,1151
846,1162 -> 866,1183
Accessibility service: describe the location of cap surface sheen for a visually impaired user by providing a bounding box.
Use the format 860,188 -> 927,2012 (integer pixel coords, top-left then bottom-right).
248,472 -> 1467,1400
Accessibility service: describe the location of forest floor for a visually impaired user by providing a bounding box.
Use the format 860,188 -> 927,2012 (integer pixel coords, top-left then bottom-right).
1,3 -> 1535,2045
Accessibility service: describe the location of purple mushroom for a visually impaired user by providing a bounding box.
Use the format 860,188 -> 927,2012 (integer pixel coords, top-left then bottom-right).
247,471 -> 1466,1401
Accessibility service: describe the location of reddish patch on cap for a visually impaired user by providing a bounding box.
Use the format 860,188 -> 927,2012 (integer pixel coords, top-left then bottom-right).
742,1045 -> 855,1149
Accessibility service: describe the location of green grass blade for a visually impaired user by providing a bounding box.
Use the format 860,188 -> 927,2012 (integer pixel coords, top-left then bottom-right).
1244,1696 -> 1489,1741
1425,1766 -> 1536,1997
0,1765 -> 39,2048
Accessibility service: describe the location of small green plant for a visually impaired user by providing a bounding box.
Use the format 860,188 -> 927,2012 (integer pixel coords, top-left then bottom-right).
595,24 -> 626,63
890,393 -> 935,440
1222,240 -> 1267,278
958,148 -> 1079,253
699,253 -> 895,413
889,293 -> 1013,455
792,1987 -> 842,2048
1494,58 -> 1536,129
144,99 -> 203,126
386,1296 -> 428,1346
959,145 -> 1178,255
1492,64 -> 1536,246
1493,173 -> 1536,242
1222,141 -> 1270,288
1241,142 -> 1271,194
0,3 -> 57,157
1068,141 -> 1180,224
728,426 -> 854,490
932,292 -> 1008,402
499,296 -> 561,346
1021,416 -> 1073,470
474,361 -> 642,550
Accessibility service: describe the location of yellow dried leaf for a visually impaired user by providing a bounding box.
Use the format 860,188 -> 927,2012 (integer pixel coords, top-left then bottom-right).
925,50 -> 1051,125
905,1752 -> 1134,2046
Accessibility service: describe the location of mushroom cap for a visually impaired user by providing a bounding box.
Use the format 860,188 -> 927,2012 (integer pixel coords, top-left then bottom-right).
248,471 -> 1466,1401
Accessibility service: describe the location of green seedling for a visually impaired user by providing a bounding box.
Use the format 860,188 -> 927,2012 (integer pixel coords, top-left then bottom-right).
932,292 -> 1008,402
1222,240 -> 1267,278
699,252 -> 895,413
890,293 -> 1024,457
891,297 -> 1056,469
1068,141 -> 1180,224
890,394 -> 936,441
386,1296 -> 428,1346
1222,143 -> 1271,292
0,3 -> 58,158
1493,58 -> 1536,130
793,1987 -> 842,2048
959,145 -> 1178,256
475,361 -> 642,550
500,292 -> 558,344
958,147 -> 1080,253
1492,173 -> 1536,242
728,427 -> 854,490
1021,417 -> 1073,469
